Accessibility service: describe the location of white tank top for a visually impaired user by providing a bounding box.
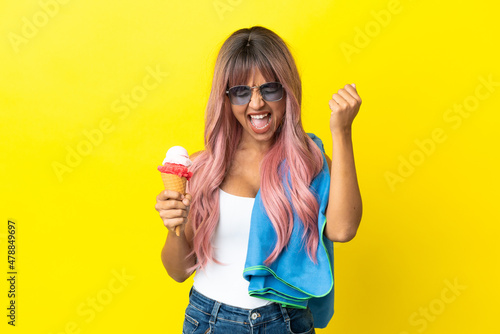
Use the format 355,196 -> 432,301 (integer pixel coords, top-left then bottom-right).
192,188 -> 271,309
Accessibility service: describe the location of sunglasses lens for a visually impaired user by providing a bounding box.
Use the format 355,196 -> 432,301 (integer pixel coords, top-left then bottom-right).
229,86 -> 252,105
261,82 -> 283,102
227,82 -> 283,105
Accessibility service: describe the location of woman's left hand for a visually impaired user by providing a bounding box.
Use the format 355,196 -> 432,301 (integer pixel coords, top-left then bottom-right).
328,84 -> 362,134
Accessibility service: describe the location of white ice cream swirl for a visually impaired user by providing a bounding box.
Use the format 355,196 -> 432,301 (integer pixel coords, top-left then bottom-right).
162,146 -> 192,166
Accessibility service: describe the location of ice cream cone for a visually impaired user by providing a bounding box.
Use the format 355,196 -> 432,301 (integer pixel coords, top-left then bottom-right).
158,146 -> 193,237
161,173 -> 187,195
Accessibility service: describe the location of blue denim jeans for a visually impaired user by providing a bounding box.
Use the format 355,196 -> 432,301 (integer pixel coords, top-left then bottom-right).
183,287 -> 315,334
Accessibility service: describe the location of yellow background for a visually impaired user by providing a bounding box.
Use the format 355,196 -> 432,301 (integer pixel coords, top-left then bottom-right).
1,0 -> 498,333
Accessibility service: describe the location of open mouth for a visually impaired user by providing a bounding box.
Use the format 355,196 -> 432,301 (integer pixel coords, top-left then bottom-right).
248,113 -> 271,131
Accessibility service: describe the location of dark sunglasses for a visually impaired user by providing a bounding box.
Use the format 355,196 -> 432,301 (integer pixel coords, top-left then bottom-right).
226,82 -> 284,105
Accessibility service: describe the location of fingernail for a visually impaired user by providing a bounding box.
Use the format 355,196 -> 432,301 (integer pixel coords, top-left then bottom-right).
351,83 -> 356,88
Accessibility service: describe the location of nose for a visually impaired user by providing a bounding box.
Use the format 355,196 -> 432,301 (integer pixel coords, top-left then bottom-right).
248,87 -> 265,109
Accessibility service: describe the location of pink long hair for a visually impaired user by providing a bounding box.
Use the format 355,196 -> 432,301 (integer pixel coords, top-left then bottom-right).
187,26 -> 324,270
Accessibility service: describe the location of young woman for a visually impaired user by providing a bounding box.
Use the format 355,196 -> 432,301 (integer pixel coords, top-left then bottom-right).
155,26 -> 362,333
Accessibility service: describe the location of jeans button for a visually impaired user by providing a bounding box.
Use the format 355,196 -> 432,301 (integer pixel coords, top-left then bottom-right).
251,312 -> 259,320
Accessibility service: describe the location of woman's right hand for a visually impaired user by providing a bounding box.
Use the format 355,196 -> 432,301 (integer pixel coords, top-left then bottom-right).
155,190 -> 192,235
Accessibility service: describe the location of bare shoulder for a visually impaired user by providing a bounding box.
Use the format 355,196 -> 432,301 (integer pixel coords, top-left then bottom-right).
190,150 -> 204,161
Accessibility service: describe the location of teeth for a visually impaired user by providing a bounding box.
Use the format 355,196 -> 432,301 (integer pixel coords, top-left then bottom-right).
250,113 -> 269,119
249,113 -> 271,130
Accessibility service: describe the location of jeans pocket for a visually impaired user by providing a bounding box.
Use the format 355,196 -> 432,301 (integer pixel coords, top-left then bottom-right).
286,307 -> 315,334
182,313 -> 199,334
183,303 -> 212,334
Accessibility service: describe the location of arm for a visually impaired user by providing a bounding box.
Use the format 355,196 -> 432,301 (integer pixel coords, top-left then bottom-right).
324,84 -> 363,242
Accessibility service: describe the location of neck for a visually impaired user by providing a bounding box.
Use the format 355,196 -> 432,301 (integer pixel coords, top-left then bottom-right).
238,131 -> 274,154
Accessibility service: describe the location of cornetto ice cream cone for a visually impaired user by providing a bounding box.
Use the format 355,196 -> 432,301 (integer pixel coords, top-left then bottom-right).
161,173 -> 187,195
158,146 -> 193,236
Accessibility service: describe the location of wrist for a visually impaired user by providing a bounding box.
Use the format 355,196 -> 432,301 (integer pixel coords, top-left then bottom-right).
331,127 -> 352,139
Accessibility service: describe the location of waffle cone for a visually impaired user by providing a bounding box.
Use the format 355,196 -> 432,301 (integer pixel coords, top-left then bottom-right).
161,173 -> 187,195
